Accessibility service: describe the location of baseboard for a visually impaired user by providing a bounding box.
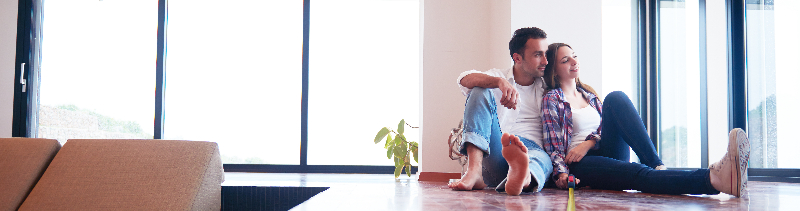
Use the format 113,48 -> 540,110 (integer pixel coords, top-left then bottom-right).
418,172 -> 461,182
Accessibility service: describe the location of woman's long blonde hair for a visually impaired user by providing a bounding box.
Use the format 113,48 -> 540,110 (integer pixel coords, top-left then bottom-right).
543,43 -> 598,97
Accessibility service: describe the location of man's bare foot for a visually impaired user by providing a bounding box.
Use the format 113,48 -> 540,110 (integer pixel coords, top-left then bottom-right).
448,143 -> 487,191
502,133 -> 531,196
448,171 -> 487,190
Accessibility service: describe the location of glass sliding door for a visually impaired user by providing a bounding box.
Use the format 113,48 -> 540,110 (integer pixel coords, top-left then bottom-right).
307,0 -> 420,166
658,0 -> 702,168
37,0 -> 157,145
704,0 -> 730,164
164,0 -> 303,164
745,0 -> 800,168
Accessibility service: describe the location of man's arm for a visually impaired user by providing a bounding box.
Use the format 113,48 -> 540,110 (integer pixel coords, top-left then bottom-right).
459,73 -> 518,110
459,73 -> 501,89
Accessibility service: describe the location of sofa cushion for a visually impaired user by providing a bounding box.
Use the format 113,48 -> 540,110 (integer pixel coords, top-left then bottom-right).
0,138 -> 60,211
18,139 -> 224,211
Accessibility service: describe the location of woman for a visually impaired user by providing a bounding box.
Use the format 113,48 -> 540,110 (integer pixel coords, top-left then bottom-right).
540,43 -> 750,197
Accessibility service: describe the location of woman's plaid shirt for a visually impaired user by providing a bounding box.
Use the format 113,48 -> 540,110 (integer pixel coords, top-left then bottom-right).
541,86 -> 603,178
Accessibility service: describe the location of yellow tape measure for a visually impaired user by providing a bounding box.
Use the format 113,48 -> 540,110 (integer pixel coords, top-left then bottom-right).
567,174 -> 576,211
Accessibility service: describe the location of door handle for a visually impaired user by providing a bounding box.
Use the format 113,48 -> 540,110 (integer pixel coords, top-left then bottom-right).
20,63 -> 26,92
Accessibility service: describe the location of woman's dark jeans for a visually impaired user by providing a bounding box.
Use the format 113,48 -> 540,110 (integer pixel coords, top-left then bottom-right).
568,91 -> 719,195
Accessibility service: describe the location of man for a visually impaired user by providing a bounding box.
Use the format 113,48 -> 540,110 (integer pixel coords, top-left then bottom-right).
448,27 -> 552,196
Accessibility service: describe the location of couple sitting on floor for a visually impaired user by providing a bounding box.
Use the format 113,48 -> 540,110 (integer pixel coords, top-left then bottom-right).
448,27 -> 750,197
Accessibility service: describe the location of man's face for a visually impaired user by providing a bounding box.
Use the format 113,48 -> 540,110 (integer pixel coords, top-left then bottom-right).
514,38 -> 549,78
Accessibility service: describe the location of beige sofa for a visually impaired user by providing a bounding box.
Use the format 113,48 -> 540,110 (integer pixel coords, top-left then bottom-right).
0,138 -> 60,211
0,138 -> 224,211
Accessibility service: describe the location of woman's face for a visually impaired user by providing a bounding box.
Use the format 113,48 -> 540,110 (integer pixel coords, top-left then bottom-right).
554,46 -> 580,83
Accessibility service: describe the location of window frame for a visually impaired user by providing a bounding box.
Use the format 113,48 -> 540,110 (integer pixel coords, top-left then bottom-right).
646,0 -> 797,181
12,0 -> 416,174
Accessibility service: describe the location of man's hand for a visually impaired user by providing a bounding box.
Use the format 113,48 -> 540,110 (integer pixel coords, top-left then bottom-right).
565,140 -> 595,164
460,73 -> 518,110
555,173 -> 580,189
496,77 -> 518,110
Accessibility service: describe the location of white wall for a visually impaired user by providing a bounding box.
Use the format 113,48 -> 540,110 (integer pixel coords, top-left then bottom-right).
511,0 -> 603,92
421,0 -> 512,173
420,0 -> 604,174
0,0 -> 18,138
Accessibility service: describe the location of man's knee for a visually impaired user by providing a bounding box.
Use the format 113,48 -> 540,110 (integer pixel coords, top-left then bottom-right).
466,87 -> 495,104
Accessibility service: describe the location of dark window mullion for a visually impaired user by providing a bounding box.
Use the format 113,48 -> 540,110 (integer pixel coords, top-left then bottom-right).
300,0 -> 310,166
12,0 -> 33,138
637,0 -> 647,129
727,0 -> 747,132
699,0 -> 709,168
154,0 -> 168,139
648,0 -> 660,152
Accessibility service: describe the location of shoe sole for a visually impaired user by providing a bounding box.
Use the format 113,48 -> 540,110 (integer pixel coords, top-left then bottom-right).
730,128 -> 750,197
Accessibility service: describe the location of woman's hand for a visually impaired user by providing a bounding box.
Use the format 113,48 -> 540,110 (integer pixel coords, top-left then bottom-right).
555,173 -> 580,189
565,140 -> 595,164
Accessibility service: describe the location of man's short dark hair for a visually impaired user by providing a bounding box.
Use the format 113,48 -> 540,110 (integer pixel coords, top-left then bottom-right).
509,27 -> 547,59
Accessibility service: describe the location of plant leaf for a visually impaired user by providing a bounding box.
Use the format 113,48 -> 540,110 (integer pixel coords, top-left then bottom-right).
397,119 -> 405,135
375,127 -> 390,144
395,134 -> 405,146
406,164 -> 412,177
397,134 -> 407,145
396,143 -> 407,159
387,145 -> 394,159
394,164 -> 403,178
412,146 -> 418,163
384,134 -> 393,149
409,141 -> 418,162
393,145 -> 404,159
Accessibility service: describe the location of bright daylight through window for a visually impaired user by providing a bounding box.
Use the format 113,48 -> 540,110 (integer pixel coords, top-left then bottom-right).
745,0 -> 800,168
37,1 -> 156,145
164,0 -> 302,165
307,0 -> 420,166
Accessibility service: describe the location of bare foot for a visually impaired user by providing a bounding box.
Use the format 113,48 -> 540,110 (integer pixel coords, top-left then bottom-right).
448,171 -> 487,191
448,143 -> 487,191
501,133 -> 531,196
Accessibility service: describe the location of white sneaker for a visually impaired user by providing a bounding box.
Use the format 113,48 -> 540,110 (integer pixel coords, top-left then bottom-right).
709,128 -> 750,197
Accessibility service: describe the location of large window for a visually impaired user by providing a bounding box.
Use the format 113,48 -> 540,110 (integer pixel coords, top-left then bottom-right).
163,0 -> 302,165
25,0 -> 419,168
307,0 -> 420,166
656,0 -> 730,168
704,0 -> 730,165
37,0 -> 156,145
745,0 -> 800,168
658,0 -> 702,168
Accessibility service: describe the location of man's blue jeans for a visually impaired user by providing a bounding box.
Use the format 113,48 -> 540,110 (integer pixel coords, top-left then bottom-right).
459,87 -> 552,192
570,91 -> 719,194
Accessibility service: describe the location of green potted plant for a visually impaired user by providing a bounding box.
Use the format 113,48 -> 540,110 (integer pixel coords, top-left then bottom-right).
374,119 -> 419,178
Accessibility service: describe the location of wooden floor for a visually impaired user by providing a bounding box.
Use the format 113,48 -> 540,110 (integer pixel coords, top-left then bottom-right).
223,172 -> 800,210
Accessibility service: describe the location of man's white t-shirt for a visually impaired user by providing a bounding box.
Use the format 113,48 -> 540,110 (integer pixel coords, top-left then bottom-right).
507,82 -> 544,148
457,68 -> 547,148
